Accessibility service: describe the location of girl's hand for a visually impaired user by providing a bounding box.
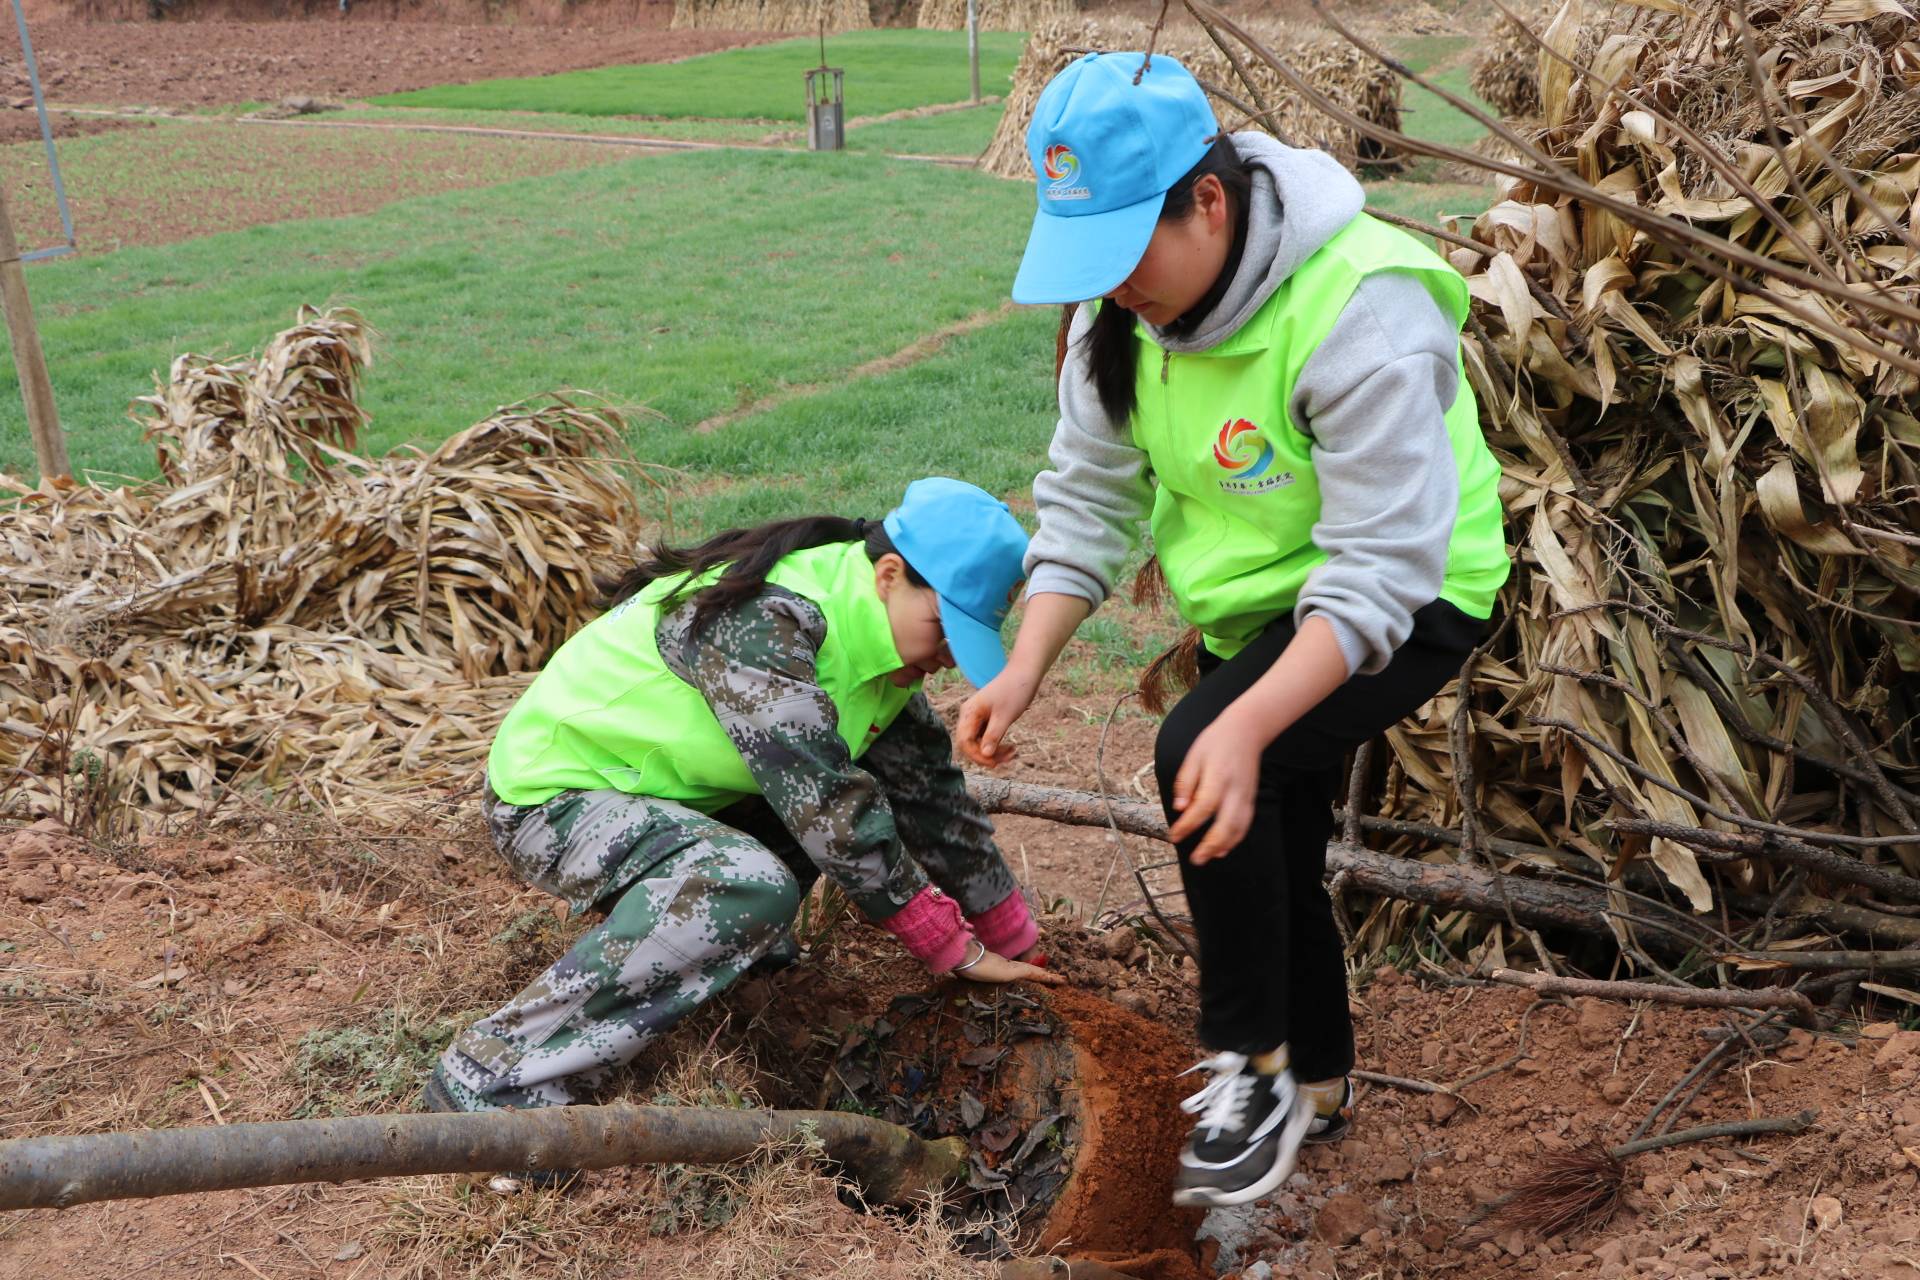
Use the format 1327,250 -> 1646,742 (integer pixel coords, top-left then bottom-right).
1167,712 -> 1269,864
956,668 -> 1040,767
956,948 -> 1066,986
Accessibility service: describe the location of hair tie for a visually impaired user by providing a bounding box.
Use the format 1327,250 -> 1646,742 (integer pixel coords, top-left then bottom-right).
853,518 -> 869,537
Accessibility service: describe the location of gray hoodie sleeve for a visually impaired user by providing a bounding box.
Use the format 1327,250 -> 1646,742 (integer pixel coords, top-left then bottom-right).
1289,271 -> 1463,677
1023,304 -> 1154,607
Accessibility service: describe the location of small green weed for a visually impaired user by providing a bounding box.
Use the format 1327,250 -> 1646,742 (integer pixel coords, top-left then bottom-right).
290,1007 -> 461,1118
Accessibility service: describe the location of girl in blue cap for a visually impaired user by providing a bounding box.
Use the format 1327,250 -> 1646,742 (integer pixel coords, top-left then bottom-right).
959,52 -> 1511,1207
428,478 -> 1060,1156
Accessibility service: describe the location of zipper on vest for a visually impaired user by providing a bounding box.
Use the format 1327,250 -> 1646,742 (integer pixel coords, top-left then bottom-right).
1160,347 -> 1171,384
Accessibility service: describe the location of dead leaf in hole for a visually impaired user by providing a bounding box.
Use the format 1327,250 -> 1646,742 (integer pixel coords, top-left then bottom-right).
960,1090 -> 986,1129
1006,1112 -> 1065,1170
966,1153 -> 1010,1190
959,1046 -> 1006,1069
978,1117 -> 1019,1153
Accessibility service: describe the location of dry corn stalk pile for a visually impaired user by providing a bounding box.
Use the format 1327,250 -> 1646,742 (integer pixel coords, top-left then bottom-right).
916,0 -> 1075,33
1168,0 -> 1920,984
977,16 -> 1402,180
0,308 -> 641,827
670,0 -> 871,33
1470,2 -> 1551,119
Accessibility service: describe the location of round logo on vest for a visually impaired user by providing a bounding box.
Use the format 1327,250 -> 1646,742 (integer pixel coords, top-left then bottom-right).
1213,418 -> 1295,495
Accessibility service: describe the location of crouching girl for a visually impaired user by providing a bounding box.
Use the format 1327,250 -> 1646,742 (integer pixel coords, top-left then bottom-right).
427,478 -> 1060,1135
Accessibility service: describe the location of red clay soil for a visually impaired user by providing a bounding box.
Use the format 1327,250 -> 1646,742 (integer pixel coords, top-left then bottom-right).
2,16 -> 777,111
4,796 -> 1919,1279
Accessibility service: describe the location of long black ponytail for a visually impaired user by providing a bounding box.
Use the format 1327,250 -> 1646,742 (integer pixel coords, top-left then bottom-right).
1082,134 -> 1254,426
599,516 -> 927,635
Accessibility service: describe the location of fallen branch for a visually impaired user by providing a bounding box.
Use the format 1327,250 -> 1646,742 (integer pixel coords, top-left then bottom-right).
1612,1108 -> 1819,1160
1489,968 -> 1817,1025
971,776 -> 1920,983
1353,1069 -> 1455,1097
1610,818 -> 1920,905
0,1104 -> 966,1211
969,776 -> 1697,950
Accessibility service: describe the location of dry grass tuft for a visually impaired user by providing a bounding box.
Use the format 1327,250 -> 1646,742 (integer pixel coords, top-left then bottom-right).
365,1063 -> 992,1280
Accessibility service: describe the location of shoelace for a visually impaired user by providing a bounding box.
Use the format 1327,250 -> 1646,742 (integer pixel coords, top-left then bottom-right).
1178,1052 -> 1258,1139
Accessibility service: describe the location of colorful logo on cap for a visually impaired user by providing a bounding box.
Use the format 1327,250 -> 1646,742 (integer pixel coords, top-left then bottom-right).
1213,418 -> 1274,478
1042,144 -> 1089,201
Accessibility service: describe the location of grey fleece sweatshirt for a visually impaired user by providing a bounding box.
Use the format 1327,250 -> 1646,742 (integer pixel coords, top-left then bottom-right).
1024,132 -> 1464,677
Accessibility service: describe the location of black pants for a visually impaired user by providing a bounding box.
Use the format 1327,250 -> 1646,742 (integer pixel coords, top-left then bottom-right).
1154,601 -> 1484,1080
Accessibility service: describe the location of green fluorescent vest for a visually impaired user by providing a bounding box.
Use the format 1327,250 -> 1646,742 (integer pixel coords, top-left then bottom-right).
488,541 -> 914,810
1129,212 -> 1510,658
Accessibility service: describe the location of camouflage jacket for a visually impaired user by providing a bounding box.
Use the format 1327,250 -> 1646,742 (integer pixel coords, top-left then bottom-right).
654,587 -> 1006,925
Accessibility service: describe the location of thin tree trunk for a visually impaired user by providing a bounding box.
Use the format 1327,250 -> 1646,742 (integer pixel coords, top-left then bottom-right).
0,1104 -> 966,1211
965,776 -> 1687,948
968,776 -> 1920,962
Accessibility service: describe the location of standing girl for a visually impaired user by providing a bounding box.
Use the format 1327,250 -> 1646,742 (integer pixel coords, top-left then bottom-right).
958,53 -> 1510,1207
430,478 -> 1060,1156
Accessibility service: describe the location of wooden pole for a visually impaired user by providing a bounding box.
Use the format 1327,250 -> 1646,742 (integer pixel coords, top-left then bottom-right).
966,0 -> 981,103
0,174 -> 68,485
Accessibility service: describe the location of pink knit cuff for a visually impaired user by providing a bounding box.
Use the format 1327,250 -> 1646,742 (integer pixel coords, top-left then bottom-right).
881,887 -> 973,972
968,890 -> 1038,961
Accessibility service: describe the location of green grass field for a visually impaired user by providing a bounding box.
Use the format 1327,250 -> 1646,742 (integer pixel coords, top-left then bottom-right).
3,29 -> 1509,538
2,147 -> 1038,488
849,103 -> 1004,157
375,31 -> 1027,122
323,106 -> 788,144
1360,35 -> 1497,238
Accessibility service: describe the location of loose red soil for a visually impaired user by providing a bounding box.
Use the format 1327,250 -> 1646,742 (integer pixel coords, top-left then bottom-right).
3,677 -> 1916,1279
0,120 -> 652,252
1043,985 -> 1208,1277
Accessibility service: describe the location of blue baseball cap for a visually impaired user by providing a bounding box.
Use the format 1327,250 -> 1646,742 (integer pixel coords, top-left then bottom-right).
1011,51 -> 1219,306
883,478 -> 1029,688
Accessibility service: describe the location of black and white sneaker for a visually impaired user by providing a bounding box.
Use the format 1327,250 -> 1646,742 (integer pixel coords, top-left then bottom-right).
1170,1052 -> 1316,1208
1304,1076 -> 1355,1145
